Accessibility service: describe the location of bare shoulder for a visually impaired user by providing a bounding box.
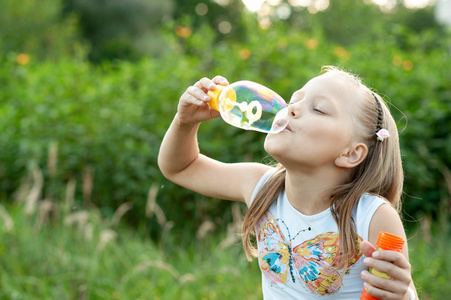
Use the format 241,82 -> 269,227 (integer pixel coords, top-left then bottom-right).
214,160 -> 274,205
239,162 -> 274,206
369,202 -> 408,252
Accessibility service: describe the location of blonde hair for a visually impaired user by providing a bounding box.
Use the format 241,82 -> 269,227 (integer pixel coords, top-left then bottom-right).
241,67 -> 404,272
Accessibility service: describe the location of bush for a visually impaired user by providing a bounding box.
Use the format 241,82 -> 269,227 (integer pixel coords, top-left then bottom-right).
0,19 -> 450,235
0,0 -> 84,60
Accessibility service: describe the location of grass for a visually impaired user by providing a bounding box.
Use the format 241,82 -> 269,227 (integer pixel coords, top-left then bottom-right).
0,175 -> 449,299
0,195 -> 262,299
407,222 -> 450,300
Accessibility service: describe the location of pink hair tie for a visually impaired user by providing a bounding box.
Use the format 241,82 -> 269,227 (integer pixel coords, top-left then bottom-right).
376,129 -> 390,142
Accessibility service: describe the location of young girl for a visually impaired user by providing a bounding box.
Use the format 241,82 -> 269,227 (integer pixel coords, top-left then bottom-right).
158,67 -> 417,299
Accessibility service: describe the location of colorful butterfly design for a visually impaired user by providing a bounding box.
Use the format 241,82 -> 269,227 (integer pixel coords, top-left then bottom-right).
256,211 -> 363,295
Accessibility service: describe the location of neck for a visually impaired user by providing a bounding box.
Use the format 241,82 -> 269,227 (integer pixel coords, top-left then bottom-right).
284,167 -> 349,215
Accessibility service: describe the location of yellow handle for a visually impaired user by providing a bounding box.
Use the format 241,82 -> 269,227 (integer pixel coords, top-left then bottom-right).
207,85 -> 225,111
369,268 -> 390,279
208,85 -> 236,112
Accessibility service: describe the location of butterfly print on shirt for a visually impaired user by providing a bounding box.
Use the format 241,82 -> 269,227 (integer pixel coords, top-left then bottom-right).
256,211 -> 363,295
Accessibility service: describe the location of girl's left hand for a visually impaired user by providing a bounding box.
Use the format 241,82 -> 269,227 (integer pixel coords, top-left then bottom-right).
360,241 -> 413,300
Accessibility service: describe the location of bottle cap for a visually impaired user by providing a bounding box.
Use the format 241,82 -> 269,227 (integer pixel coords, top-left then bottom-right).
208,84 -> 237,112
207,85 -> 225,111
376,232 -> 404,252
360,288 -> 379,300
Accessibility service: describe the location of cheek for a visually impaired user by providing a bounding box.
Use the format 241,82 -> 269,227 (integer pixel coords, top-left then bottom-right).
312,121 -> 351,143
306,124 -> 352,156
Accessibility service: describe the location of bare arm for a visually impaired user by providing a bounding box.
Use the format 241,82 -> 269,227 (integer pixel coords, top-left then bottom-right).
158,76 -> 271,204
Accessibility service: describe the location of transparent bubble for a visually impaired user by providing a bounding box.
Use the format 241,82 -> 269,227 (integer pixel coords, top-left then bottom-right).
270,107 -> 289,133
213,81 -> 288,134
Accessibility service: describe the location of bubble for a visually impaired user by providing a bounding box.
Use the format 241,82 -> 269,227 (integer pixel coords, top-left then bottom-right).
214,81 -> 288,133
270,108 -> 289,133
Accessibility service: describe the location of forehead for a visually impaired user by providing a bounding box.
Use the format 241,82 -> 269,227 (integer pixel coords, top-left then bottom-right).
309,72 -> 358,95
301,72 -> 363,109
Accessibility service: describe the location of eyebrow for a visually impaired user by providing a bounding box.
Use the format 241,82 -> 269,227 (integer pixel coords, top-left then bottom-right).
308,95 -> 339,116
289,90 -> 339,112
316,95 -> 338,109
289,90 -> 304,103
316,95 -> 334,103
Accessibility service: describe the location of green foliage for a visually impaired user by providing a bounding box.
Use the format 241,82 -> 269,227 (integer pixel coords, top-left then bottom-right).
0,195 -> 262,299
0,0 -> 84,60
410,235 -> 451,299
173,0 -> 248,43
307,1 -> 442,47
0,15 -> 450,235
1,2 -> 450,298
63,0 -> 174,61
0,192 -> 449,299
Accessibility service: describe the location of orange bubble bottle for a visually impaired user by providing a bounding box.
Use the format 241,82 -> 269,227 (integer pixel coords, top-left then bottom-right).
360,232 -> 405,300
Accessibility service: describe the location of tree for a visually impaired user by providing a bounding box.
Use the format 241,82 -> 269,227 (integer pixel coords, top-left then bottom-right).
63,0 -> 174,62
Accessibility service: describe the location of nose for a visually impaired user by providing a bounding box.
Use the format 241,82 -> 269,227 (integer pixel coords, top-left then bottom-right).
287,102 -> 301,118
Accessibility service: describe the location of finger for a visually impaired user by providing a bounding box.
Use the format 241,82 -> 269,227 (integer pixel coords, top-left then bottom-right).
187,86 -> 211,102
362,281 -> 401,300
360,241 -> 377,258
211,75 -> 229,86
209,109 -> 220,119
194,77 -> 216,92
361,270 -> 408,295
372,250 -> 411,269
182,91 -> 207,106
363,257 -> 411,283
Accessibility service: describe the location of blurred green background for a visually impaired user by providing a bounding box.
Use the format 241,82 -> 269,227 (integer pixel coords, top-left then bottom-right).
0,0 -> 450,299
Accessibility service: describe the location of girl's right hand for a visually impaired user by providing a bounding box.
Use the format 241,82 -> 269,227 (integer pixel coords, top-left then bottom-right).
177,76 -> 229,125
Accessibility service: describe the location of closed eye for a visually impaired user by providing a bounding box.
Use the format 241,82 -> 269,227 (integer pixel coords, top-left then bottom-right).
313,107 -> 325,115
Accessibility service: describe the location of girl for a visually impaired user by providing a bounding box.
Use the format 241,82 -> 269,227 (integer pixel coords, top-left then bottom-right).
158,67 -> 417,299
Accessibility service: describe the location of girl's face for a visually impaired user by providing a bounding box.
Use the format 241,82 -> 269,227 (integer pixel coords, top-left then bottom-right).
264,72 -> 362,170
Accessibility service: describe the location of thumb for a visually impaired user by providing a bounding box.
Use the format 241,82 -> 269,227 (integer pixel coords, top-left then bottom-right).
209,109 -> 221,119
360,240 -> 377,258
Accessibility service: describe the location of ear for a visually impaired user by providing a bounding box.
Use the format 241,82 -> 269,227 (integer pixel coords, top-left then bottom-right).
335,143 -> 368,169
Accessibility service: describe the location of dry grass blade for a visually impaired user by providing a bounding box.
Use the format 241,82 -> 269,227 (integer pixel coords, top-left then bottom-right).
36,199 -> 53,228
97,229 -> 117,251
14,177 -> 32,204
111,202 -> 133,227
65,178 -> 76,207
82,166 -> 94,207
25,168 -> 43,215
135,260 -> 179,278
197,219 -> 216,240
64,211 -> 89,229
146,183 -> 158,218
219,203 -> 244,250
48,141 -> 58,177
0,204 -> 14,231
178,273 -> 196,284
146,184 -> 167,227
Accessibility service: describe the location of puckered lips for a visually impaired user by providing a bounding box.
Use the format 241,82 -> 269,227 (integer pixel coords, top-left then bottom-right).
284,122 -> 292,132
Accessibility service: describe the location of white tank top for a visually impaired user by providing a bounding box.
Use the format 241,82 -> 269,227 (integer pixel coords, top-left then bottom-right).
250,170 -> 387,299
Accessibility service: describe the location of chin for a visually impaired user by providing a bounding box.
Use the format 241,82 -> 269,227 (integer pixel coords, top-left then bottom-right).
264,136 -> 284,160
